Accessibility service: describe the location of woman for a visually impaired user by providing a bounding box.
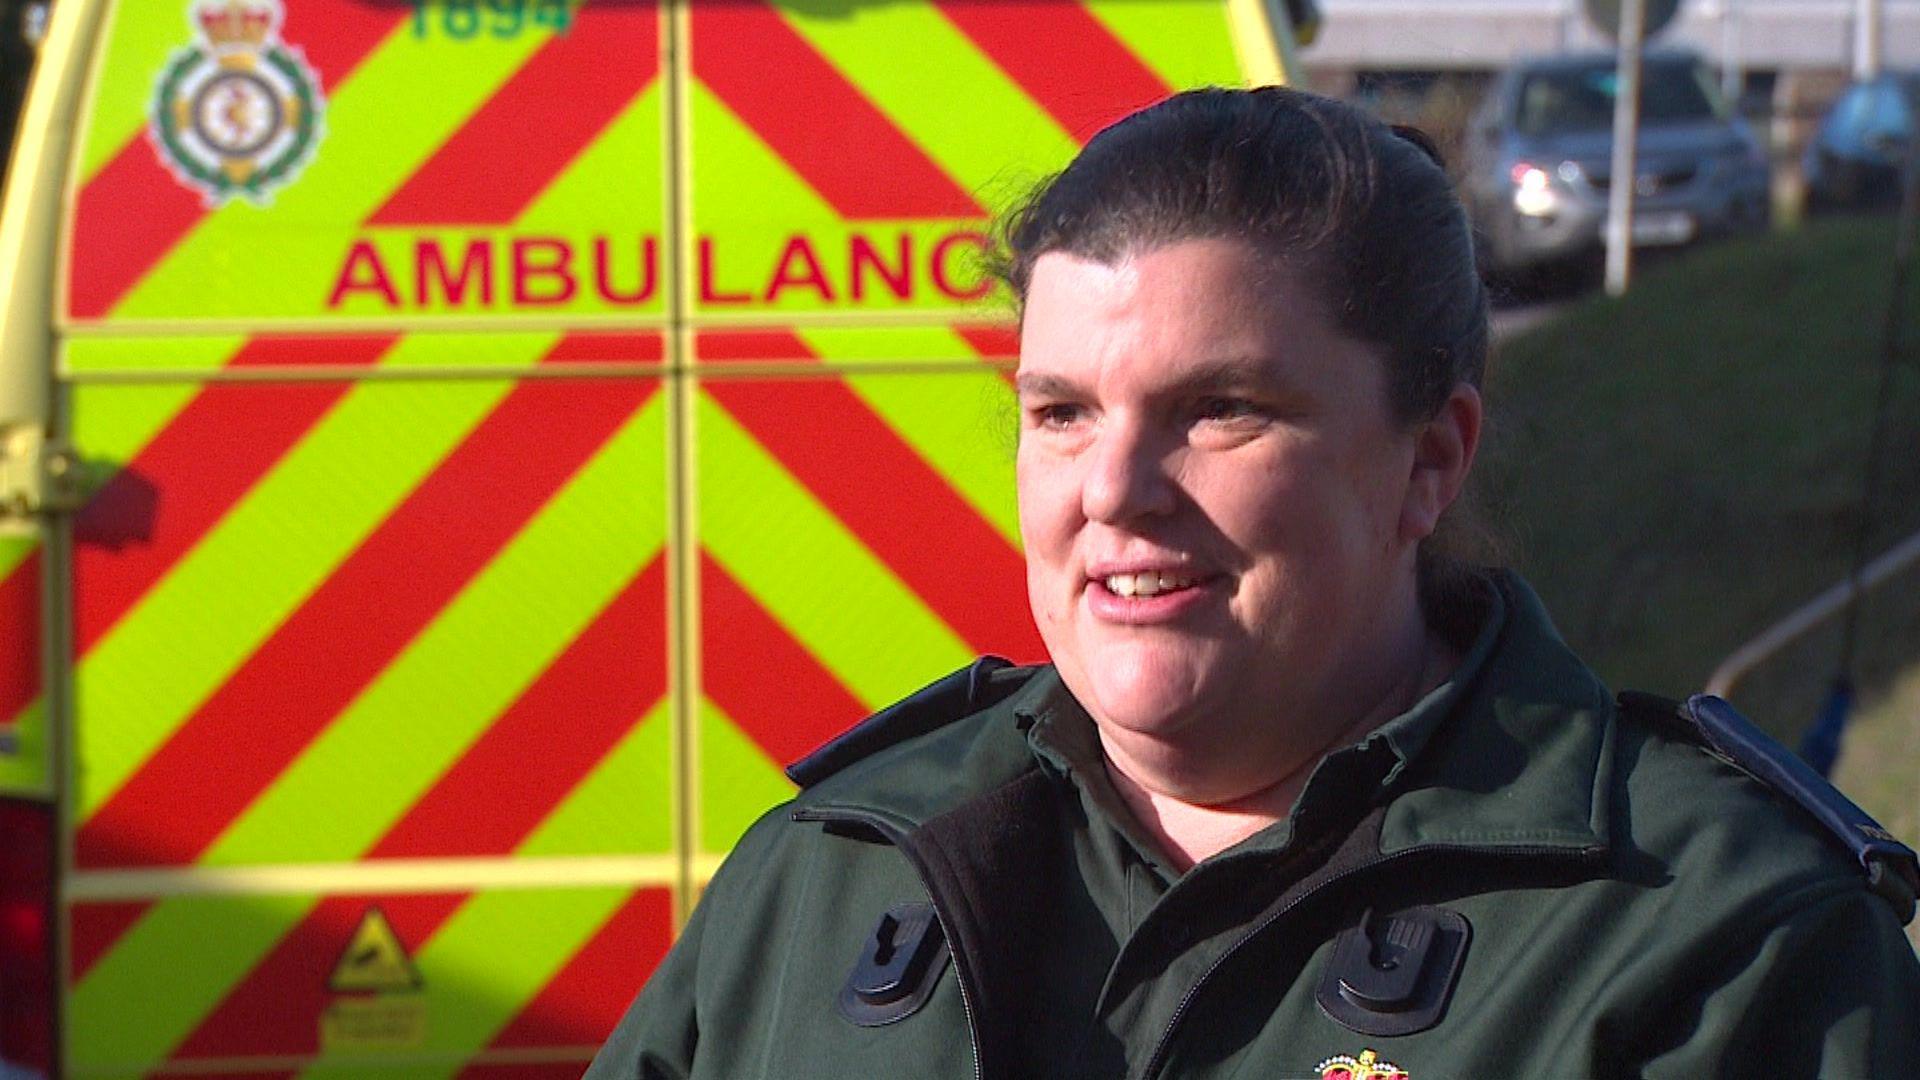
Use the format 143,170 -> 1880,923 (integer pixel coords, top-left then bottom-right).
591,87 -> 1920,1079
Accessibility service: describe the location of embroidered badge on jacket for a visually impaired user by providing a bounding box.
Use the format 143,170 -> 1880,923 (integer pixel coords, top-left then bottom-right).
1317,1048 -> 1409,1080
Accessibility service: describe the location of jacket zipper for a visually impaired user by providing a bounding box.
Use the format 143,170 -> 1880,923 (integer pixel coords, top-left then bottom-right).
791,805 -> 987,1080
1135,841 -> 1605,1080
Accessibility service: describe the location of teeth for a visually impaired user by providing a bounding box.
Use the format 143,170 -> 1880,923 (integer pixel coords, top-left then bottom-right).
1103,571 -> 1198,598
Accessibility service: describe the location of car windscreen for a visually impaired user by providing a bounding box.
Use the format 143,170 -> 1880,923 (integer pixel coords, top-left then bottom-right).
1515,60 -> 1725,136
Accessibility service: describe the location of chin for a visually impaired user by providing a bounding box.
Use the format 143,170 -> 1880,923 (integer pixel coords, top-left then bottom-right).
1075,640 -> 1215,738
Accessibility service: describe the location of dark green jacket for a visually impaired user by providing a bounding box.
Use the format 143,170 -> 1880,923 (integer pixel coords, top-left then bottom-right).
590,576 -> 1920,1079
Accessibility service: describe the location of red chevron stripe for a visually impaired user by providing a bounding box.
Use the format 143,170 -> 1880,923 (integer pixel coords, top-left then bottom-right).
543,331 -> 666,365
371,557 -> 667,857
0,551 -> 37,727
477,887 -> 672,1056
66,150 -> 206,320
172,893 -> 461,1059
369,2 -> 660,225
67,2 -> 406,319
68,900 -> 148,986
699,331 -> 1044,663
280,2 -> 408,88
691,1 -> 981,220
955,324 -> 1021,390
702,551 -> 865,766
695,330 -> 811,364
76,355 -> 655,872
934,0 -> 1172,142
168,562 -> 665,1056
73,336 -> 397,657
954,325 -> 1018,359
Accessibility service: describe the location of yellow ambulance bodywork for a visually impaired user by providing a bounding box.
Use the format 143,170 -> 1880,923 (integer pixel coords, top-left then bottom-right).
0,1 -> 1299,1074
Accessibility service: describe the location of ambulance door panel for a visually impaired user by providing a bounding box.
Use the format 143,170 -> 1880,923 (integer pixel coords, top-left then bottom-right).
67,885 -> 673,1076
683,0 -> 1258,327
690,327 -> 1036,866
58,331 -> 673,1076
66,0 -> 668,332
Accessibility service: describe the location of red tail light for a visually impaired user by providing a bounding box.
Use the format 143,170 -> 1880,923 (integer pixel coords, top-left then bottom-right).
0,797 -> 55,1078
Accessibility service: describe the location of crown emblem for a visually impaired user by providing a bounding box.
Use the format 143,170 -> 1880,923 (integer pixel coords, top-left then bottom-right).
1318,1049 -> 1409,1080
194,0 -> 278,53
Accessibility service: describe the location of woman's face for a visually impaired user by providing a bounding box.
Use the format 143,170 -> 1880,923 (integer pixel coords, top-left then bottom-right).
1016,238 -> 1431,779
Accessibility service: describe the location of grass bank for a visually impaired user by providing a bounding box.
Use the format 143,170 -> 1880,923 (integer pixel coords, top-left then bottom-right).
1833,667 -> 1920,947
1483,217 -> 1920,747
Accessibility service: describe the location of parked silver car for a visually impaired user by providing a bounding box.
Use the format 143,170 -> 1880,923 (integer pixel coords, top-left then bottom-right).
1464,50 -> 1771,278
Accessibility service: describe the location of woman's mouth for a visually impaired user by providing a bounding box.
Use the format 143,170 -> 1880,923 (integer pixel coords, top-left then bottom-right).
1087,569 -> 1217,623
1100,570 -> 1202,598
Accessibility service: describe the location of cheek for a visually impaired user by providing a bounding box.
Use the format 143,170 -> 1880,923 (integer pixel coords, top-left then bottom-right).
1026,560 -> 1066,634
1351,441 -> 1417,545
1016,451 -> 1082,637
1203,453 -> 1319,547
1015,448 -> 1077,554
1210,444 -> 1398,560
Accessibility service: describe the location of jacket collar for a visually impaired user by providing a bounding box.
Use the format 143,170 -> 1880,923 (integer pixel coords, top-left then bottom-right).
792,667 -> 1060,828
1375,571 -> 1616,858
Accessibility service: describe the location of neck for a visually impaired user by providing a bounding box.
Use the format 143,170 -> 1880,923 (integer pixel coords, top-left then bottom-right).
1103,622 -> 1458,874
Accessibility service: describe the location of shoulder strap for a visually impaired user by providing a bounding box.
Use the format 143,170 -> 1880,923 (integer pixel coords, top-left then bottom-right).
785,657 -> 1031,789
1617,690 -> 1920,923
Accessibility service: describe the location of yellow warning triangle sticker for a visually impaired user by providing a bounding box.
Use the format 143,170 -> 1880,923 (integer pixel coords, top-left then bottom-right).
328,907 -> 423,993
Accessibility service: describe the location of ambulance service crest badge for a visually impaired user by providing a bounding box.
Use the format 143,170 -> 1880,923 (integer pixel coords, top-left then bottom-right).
150,0 -> 324,205
1317,1049 -> 1409,1080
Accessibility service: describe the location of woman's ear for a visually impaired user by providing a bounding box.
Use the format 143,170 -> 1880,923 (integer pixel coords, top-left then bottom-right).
1401,383 -> 1483,542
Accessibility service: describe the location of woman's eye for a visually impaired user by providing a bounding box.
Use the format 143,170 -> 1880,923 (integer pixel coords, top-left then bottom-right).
1193,396 -> 1262,423
1029,403 -> 1086,429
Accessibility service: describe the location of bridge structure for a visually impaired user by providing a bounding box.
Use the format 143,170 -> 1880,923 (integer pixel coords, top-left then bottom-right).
1309,0 -> 1920,71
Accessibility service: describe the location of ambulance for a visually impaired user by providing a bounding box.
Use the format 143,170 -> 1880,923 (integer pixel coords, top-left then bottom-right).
0,1 -> 1313,1074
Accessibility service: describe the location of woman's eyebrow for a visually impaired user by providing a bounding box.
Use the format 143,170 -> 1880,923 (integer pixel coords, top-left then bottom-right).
1013,372 -> 1082,398
1170,357 -> 1288,394
1015,360 -> 1289,400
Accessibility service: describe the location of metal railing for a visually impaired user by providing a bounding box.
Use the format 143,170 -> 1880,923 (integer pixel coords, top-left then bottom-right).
1706,527 -> 1920,697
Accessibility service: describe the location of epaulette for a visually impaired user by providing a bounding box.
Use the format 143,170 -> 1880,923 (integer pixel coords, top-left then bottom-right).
1616,690 -> 1920,923
785,657 -> 1033,789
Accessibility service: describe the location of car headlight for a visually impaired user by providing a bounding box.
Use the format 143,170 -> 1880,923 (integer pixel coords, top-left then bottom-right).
1510,161 -> 1557,216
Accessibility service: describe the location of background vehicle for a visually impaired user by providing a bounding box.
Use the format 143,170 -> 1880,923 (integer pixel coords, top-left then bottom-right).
1464,49 -> 1771,280
0,1 -> 1311,1076
1803,71 -> 1920,214
0,3 -> 48,169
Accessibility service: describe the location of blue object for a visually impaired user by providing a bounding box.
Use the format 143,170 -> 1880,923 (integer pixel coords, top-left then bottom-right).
1686,693 -> 1917,920
1798,678 -> 1855,779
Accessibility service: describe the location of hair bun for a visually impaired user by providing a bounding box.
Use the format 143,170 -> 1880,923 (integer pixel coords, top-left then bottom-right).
1389,123 -> 1446,170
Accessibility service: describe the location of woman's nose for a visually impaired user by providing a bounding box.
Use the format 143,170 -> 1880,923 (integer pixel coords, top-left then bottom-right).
1081,419 -> 1177,524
